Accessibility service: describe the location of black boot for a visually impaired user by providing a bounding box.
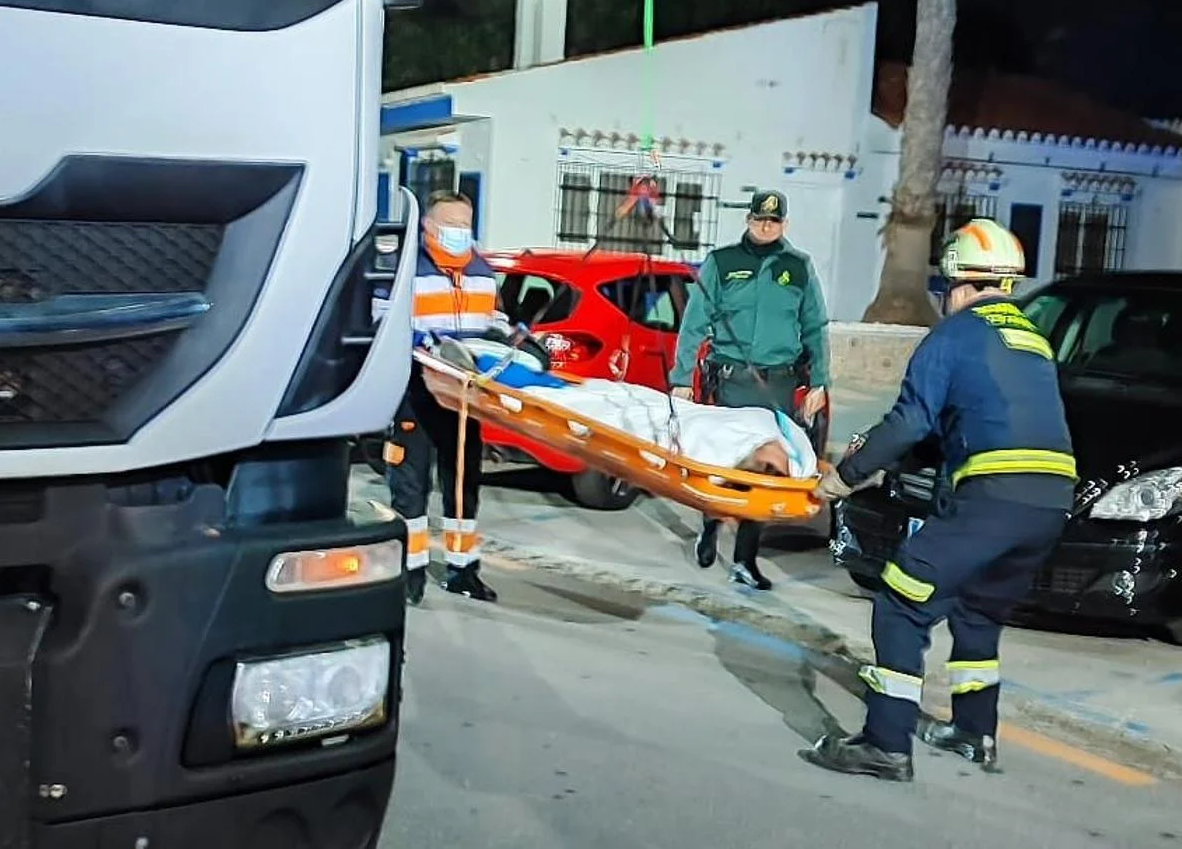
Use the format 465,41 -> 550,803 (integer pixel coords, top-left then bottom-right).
917,717 -> 1001,772
695,519 -> 719,568
730,521 -> 770,589
798,733 -> 914,782
444,565 -> 498,602
406,567 -> 427,606
730,561 -> 772,591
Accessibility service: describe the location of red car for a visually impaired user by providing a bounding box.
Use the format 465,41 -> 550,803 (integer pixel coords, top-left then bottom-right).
482,249 -> 697,510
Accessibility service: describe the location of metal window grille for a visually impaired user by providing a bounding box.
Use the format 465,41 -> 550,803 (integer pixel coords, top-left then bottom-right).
553,160 -> 720,261
1053,202 -> 1127,278
929,190 -> 998,264
405,155 -> 457,210
556,171 -> 593,242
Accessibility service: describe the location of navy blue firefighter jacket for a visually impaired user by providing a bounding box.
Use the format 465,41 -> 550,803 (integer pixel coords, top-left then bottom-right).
837,297 -> 1076,509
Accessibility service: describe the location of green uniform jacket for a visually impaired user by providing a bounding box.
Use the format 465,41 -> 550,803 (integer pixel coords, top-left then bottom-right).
669,236 -> 830,389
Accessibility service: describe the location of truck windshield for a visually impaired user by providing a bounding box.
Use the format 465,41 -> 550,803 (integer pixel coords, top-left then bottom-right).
1023,288 -> 1182,385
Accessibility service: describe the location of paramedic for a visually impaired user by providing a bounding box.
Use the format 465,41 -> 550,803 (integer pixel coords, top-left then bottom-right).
375,189 -> 499,605
802,218 -> 1074,782
669,189 -> 830,591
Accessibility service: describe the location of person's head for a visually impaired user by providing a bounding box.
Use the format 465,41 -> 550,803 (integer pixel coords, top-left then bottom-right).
939,218 -> 1027,314
423,190 -> 475,256
745,189 -> 788,244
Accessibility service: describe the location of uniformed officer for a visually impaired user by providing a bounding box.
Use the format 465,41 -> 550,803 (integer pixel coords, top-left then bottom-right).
669,189 -> 830,591
375,189 -> 500,605
802,218 -> 1074,781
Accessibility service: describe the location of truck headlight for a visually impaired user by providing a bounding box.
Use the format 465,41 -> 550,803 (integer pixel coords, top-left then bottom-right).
231,636 -> 389,749
265,539 -> 403,594
1090,468 -> 1182,523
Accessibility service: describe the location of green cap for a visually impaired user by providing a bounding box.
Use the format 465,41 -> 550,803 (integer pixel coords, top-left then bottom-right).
748,189 -> 788,221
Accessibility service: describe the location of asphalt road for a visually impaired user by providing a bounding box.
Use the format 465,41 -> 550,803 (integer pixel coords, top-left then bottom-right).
379,563 -> 1179,849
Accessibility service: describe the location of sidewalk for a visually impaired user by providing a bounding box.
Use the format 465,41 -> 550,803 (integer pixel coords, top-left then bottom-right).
350,380 -> 1182,781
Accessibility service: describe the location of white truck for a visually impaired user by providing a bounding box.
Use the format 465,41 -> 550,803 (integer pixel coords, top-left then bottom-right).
0,1 -> 417,846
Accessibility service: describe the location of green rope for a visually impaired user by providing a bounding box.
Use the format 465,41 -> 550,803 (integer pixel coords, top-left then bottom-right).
641,0 -> 655,155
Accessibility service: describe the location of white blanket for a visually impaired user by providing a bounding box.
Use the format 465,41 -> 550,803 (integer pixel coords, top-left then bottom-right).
520,379 -> 818,478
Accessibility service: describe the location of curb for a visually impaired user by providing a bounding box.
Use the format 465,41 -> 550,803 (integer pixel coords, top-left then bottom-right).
480,536 -> 1182,783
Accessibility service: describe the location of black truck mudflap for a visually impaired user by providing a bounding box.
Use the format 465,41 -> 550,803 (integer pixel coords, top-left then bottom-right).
0,596 -> 52,849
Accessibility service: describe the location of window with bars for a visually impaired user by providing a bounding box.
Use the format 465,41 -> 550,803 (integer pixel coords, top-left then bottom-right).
1053,202 -> 1128,278
554,160 -> 720,260
594,171 -> 665,255
929,190 -> 998,264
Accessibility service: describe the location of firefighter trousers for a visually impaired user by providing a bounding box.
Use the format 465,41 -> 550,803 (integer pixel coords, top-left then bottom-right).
385,363 -> 484,574
860,485 -> 1067,754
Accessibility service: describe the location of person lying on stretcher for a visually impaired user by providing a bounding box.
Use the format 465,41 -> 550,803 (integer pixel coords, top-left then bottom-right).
423,328 -> 820,480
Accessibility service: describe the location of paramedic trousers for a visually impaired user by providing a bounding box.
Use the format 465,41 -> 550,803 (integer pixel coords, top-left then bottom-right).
860,483 -> 1067,754
702,363 -> 804,564
385,362 -> 484,575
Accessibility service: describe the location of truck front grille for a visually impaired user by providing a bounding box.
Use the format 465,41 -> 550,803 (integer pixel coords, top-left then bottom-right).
0,334 -> 180,425
0,220 -> 222,298
0,156 -> 305,451
0,220 -> 220,435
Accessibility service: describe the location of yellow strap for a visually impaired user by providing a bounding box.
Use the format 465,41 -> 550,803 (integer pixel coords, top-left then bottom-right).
882,561 -> 936,603
454,375 -> 473,548
951,449 -> 1077,488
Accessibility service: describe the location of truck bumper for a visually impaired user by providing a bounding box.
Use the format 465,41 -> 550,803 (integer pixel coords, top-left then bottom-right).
0,474 -> 407,849
31,759 -> 395,849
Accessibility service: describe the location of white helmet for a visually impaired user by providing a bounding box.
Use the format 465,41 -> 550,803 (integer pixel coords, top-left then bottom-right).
939,218 -> 1026,291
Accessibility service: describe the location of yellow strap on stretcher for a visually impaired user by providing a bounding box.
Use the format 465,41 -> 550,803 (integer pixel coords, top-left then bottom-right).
414,350 -> 823,524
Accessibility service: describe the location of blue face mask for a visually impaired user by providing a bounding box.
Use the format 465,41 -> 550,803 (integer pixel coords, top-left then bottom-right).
436,225 -> 473,256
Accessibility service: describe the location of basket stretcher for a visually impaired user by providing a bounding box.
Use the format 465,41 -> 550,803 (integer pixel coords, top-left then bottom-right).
415,350 -> 824,523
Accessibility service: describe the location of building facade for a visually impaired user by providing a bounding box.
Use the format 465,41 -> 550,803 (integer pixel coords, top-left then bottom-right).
379,1 -> 1182,321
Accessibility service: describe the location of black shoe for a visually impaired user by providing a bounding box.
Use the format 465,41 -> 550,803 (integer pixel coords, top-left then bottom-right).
695,523 -> 719,568
917,717 -> 1001,773
730,561 -> 772,591
444,567 -> 498,602
798,733 -> 914,782
407,567 -> 427,606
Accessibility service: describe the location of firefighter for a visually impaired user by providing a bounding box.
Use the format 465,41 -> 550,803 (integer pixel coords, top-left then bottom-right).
669,189 -> 830,590
378,189 -> 499,604
802,218 -> 1074,782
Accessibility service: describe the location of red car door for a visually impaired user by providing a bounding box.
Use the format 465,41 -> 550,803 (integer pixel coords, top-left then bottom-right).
608,272 -> 668,390
626,272 -> 693,391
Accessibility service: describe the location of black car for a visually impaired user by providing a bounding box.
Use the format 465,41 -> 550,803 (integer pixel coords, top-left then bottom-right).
832,271 -> 1182,642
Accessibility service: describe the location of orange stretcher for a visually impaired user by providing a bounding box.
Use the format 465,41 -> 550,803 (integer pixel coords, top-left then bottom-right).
414,350 -> 823,523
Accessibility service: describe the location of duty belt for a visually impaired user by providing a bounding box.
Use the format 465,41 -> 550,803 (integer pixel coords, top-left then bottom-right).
705,359 -> 801,382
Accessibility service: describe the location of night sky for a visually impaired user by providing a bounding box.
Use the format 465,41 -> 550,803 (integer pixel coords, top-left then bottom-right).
911,0 -> 1180,118
392,0 -> 1180,119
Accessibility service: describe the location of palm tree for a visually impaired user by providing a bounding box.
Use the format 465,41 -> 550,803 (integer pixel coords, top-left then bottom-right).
862,0 -> 957,326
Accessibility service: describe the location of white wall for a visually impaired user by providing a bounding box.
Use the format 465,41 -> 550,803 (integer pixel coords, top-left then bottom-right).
848,122 -> 1182,317
443,4 -> 878,260
1129,179 -> 1182,270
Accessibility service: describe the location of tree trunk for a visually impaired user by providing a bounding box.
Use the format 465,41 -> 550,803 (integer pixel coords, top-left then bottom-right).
862,0 -> 957,327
